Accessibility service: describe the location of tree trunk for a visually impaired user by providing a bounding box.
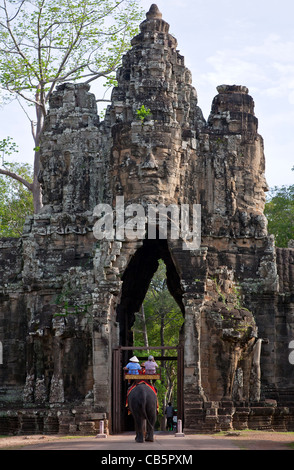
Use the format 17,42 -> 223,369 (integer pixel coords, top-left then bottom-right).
32,149 -> 42,213
141,304 -> 149,351
32,100 -> 44,213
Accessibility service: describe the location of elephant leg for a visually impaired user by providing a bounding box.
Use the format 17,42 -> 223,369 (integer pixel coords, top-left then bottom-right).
135,433 -> 144,443
145,430 -> 154,442
145,417 -> 154,441
145,404 -> 156,442
134,416 -> 144,443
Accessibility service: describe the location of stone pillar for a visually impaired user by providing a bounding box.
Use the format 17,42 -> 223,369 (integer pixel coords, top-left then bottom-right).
49,333 -> 64,404
200,84 -> 268,239
92,329 -> 111,413
39,82 -> 101,214
169,242 -> 208,430
250,338 -> 263,402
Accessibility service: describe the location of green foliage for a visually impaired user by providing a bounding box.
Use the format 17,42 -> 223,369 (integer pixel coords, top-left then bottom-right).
264,185 -> 294,247
133,260 -> 183,349
0,161 -> 33,237
54,287 -> 91,317
0,0 -> 144,105
136,105 -> 151,123
0,137 -> 19,160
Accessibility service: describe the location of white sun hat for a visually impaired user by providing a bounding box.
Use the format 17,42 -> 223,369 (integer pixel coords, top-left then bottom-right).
129,356 -> 139,362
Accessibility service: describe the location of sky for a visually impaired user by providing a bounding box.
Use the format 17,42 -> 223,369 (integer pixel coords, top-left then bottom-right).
1,0 -> 294,188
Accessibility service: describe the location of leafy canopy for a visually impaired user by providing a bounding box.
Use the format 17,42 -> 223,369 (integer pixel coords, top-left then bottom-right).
264,185 -> 294,247
0,0 -> 143,106
0,160 -> 33,237
133,260 -> 184,350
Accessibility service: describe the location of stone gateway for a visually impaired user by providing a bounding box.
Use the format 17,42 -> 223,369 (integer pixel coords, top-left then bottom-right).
0,5 -> 293,434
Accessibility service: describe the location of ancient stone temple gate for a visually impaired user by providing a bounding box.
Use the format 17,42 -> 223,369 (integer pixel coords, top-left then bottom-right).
0,5 -> 294,434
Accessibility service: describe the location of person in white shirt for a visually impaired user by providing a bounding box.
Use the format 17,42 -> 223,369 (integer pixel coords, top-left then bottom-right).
143,355 -> 158,374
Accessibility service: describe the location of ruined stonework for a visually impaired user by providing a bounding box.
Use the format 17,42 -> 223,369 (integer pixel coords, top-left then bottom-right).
0,5 -> 294,434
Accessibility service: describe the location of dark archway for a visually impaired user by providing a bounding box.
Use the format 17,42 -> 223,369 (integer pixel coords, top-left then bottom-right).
113,239 -> 185,433
116,239 -> 185,347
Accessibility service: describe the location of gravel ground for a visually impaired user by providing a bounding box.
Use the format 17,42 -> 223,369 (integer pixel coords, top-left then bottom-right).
0,434 -> 69,450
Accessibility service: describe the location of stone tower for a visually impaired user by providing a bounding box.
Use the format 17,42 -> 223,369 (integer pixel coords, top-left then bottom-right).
0,5 -> 293,434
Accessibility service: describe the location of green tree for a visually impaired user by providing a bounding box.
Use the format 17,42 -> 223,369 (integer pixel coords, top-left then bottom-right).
0,136 -> 34,237
0,0 -> 143,212
0,155 -> 33,237
134,260 -> 183,350
264,184 -> 294,247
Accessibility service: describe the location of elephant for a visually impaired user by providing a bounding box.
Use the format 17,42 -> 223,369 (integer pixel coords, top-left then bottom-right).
127,382 -> 157,443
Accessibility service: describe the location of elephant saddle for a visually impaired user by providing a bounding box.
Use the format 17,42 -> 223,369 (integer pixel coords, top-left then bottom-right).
125,380 -> 159,414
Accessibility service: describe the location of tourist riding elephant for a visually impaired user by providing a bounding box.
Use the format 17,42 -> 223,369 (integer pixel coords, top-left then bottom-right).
127,382 -> 157,443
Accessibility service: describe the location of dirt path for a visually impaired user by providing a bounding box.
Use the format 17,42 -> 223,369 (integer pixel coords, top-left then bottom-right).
213,430 -> 294,450
0,430 -> 293,451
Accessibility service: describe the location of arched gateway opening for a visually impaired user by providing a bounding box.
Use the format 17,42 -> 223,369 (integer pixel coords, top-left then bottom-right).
112,239 -> 185,433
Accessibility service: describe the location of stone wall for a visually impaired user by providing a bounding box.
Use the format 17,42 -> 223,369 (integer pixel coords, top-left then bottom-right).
0,238 -> 26,405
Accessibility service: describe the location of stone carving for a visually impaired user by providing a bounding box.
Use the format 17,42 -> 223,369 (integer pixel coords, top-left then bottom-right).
0,5 -> 293,434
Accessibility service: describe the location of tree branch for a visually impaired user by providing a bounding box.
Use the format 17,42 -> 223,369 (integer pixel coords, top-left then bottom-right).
2,0 -> 40,83
7,0 -> 26,23
0,168 -> 33,191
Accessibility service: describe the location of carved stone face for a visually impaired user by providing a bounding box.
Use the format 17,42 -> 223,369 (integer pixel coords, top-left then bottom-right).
110,125 -> 182,203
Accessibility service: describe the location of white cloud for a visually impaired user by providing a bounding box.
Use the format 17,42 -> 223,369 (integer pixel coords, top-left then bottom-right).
205,53 -> 267,86
245,34 -> 294,63
199,34 -> 294,108
289,91 -> 294,105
